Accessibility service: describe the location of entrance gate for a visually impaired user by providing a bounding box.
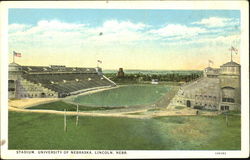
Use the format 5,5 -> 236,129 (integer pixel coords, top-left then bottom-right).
186,100 -> 191,107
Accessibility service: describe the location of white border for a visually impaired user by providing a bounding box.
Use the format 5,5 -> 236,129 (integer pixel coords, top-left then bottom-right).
0,1 -> 249,159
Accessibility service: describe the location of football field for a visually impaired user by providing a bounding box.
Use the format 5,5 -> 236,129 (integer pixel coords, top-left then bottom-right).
73,84 -> 171,107
28,84 -> 174,111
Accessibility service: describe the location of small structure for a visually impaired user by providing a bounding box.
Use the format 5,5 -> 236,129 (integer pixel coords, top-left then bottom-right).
151,79 -> 159,84
117,68 -> 125,77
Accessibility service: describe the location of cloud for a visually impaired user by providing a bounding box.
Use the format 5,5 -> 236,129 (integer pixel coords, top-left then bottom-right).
8,23 -> 31,33
9,20 -> 87,38
161,33 -> 240,49
86,20 -> 154,43
192,17 -> 239,28
8,19 -> 153,51
85,20 -> 152,43
37,20 -> 86,30
148,24 -> 207,37
102,20 -> 147,32
8,19 -> 240,57
8,20 -> 88,51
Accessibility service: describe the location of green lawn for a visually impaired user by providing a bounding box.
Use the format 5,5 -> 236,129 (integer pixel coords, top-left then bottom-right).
9,111 -> 240,150
73,84 -> 171,107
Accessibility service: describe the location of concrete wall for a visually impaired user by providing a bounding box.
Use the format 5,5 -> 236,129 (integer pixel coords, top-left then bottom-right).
15,78 -> 58,99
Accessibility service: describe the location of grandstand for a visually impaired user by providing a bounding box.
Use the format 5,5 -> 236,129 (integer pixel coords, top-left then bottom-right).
169,60 -> 241,111
8,63 -> 116,98
172,77 -> 221,110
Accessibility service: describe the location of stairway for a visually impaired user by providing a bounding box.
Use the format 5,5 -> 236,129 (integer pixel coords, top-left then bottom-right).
15,77 -> 58,99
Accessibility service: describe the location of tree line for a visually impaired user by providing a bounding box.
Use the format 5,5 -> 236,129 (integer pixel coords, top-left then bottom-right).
105,72 -> 202,84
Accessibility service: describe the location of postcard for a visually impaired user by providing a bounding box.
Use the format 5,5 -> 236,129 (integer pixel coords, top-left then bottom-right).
0,1 -> 249,159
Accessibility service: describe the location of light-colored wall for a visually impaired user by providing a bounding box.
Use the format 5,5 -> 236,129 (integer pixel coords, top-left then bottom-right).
170,64 -> 241,111
15,78 -> 57,99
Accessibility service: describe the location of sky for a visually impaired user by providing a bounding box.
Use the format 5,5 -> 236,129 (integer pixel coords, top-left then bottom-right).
8,9 -> 241,70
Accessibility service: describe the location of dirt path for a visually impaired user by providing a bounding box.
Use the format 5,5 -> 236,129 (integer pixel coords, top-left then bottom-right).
9,106 -> 150,119
9,105 -> 219,119
8,98 -> 59,109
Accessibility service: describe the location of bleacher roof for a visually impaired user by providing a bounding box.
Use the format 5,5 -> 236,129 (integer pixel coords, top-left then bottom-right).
21,65 -> 96,73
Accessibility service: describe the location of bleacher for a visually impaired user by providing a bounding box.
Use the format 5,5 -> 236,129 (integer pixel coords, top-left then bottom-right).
179,77 -> 220,97
21,67 -> 115,97
22,66 -> 97,73
183,77 -> 219,89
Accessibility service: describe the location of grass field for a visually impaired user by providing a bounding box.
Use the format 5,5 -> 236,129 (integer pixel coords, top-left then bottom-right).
73,84 -> 171,107
9,111 -> 241,150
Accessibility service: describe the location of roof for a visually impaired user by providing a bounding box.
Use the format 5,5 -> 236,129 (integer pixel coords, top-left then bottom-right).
21,65 -> 97,73
204,67 -> 220,72
9,62 -> 21,67
221,61 -> 240,67
205,67 -> 213,70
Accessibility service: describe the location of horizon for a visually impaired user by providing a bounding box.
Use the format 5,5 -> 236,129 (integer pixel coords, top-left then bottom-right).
10,61 -> 234,72
9,9 -> 240,70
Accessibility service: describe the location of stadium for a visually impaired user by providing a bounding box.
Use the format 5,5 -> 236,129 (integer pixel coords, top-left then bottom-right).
8,60 -> 181,112
7,57 -> 241,150
3,7 -> 246,158
8,57 -> 241,112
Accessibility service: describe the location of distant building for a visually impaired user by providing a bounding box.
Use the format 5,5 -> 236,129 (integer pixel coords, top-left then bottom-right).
203,67 -> 220,78
151,79 -> 159,84
117,68 -> 125,77
169,60 -> 241,111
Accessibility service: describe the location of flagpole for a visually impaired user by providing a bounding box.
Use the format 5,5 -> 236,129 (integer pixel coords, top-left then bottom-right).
231,48 -> 233,62
13,52 -> 15,63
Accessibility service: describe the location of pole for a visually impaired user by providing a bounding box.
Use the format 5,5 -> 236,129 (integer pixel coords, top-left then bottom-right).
64,109 -> 67,132
226,114 -> 228,127
13,52 -> 15,63
231,48 -> 233,62
76,104 -> 79,126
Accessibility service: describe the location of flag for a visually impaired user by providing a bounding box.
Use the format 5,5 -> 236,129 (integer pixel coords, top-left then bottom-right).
97,60 -> 102,63
13,51 -> 21,57
209,60 -> 214,64
229,46 -> 238,54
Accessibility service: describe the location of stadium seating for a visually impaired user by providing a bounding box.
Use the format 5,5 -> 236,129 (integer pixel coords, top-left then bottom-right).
22,72 -> 114,96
